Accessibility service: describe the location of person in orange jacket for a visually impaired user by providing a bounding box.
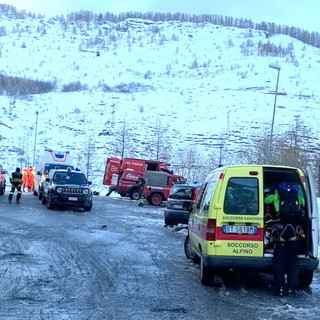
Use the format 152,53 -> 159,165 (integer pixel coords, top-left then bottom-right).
21,168 -> 29,192
27,166 -> 35,192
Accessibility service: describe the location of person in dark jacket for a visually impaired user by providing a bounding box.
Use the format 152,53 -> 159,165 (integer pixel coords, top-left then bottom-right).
8,167 -> 23,204
265,183 -> 305,296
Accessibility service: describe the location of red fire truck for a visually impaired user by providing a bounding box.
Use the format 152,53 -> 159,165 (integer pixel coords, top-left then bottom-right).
143,171 -> 186,206
103,157 -> 182,201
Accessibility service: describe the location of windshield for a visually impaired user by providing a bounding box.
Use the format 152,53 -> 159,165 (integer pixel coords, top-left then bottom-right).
53,172 -> 87,185
44,164 -> 74,174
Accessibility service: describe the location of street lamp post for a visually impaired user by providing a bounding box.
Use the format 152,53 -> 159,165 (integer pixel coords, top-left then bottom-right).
267,64 -> 281,164
32,111 -> 39,167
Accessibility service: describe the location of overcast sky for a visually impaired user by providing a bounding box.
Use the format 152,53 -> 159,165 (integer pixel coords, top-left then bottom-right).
1,0 -> 319,32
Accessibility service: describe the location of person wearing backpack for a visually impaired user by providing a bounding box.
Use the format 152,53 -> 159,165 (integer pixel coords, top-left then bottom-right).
265,183 -> 306,296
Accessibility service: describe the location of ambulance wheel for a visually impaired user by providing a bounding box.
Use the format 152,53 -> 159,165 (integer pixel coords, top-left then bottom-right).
298,270 -> 313,287
151,193 -> 162,206
200,256 -> 213,286
38,189 -> 43,200
184,235 -> 200,263
0,186 -> 4,195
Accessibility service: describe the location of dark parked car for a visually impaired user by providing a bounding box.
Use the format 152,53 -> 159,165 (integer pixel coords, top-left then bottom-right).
164,183 -> 201,226
0,165 -> 6,196
42,168 -> 93,211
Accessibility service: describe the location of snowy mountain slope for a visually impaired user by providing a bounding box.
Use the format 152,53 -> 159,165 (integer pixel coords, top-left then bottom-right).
0,13 -> 319,186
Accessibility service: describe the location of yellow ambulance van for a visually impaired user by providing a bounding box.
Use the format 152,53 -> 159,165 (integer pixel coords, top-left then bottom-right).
184,165 -> 319,286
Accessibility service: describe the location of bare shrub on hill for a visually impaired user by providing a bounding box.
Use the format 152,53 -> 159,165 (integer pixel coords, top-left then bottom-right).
62,81 -> 87,92
0,74 -> 55,96
101,82 -> 153,93
0,26 -> 7,36
257,41 -> 294,57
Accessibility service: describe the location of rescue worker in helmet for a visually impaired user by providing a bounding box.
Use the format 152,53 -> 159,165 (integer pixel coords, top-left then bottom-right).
21,168 -> 29,192
8,167 -> 23,204
265,182 -> 306,296
27,166 -> 35,192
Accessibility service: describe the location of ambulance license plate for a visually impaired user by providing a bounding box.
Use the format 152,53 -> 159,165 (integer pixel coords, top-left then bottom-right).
222,225 -> 258,235
173,204 -> 183,209
68,197 -> 78,201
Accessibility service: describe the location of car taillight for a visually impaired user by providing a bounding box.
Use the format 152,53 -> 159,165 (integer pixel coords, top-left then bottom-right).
206,219 -> 216,241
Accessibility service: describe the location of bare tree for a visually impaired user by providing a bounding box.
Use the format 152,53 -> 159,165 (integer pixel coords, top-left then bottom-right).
276,117 -> 314,169
172,146 -> 210,183
146,120 -> 172,162
77,135 -> 96,180
109,120 -> 134,158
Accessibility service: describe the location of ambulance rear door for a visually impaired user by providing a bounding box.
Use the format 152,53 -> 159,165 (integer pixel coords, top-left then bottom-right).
215,166 -> 264,257
304,166 -> 319,259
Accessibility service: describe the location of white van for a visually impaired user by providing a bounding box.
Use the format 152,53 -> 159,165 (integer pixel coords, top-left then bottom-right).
34,149 -> 74,199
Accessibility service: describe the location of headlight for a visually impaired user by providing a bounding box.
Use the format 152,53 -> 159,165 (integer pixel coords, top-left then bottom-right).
56,187 -> 63,193
83,189 -> 89,195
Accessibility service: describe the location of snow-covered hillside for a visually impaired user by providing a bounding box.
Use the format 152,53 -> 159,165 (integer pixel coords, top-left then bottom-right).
0,11 -> 320,187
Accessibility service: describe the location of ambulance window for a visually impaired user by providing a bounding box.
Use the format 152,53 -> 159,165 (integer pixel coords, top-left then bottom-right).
224,177 -> 259,215
199,180 -> 217,213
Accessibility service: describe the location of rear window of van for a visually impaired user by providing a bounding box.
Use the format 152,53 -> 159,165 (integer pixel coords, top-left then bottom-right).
224,177 -> 259,215
169,185 -> 196,200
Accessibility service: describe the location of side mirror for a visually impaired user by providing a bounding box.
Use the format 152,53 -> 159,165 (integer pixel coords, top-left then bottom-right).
88,180 -> 92,185
45,178 -> 50,182
37,171 -> 41,175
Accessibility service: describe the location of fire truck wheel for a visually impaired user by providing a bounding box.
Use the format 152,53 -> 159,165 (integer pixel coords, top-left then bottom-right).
130,189 -> 141,200
151,193 -> 162,206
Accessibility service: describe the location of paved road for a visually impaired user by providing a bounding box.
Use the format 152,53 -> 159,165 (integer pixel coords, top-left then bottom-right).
0,192 -> 319,320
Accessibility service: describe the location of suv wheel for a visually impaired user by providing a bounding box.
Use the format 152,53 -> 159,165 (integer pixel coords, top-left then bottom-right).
46,195 -> 54,210
41,195 -> 47,205
164,217 -> 173,226
83,204 -> 92,212
38,188 -> 43,200
298,270 -> 313,287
